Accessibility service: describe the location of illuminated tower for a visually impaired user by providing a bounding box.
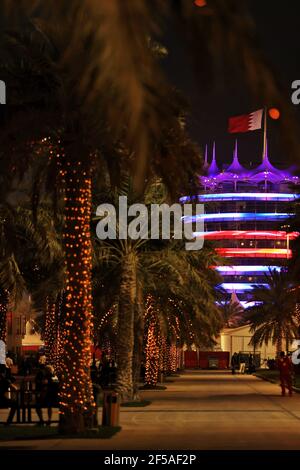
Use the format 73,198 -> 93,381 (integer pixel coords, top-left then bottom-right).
182,141 -> 299,307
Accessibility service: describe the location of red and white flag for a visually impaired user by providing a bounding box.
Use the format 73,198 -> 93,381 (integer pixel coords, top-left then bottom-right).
228,109 -> 263,133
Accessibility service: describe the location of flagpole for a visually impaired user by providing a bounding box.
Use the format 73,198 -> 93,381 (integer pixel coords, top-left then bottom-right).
262,107 -> 267,161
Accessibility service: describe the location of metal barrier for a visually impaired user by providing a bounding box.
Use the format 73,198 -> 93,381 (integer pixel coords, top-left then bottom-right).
0,388 -> 59,424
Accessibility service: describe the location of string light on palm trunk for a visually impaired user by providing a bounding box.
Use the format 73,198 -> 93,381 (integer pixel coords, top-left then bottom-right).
55,292 -> 64,375
45,298 -> 57,366
145,296 -> 160,386
295,303 -> 300,326
145,322 -> 160,386
170,344 -> 177,373
98,308 -> 114,331
58,158 -> 95,417
0,290 -> 7,342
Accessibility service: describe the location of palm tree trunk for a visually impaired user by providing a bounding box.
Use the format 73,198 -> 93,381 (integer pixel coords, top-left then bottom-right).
55,291 -> 65,377
45,294 -> 64,371
132,288 -> 144,401
161,337 -> 168,374
115,251 -> 137,402
0,289 -> 8,343
169,343 -> 177,374
276,332 -> 282,355
58,154 -> 95,434
44,297 -> 56,366
285,335 -> 289,354
145,322 -> 160,387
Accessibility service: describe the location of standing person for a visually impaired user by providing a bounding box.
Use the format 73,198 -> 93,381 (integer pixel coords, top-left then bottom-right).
277,351 -> 293,396
231,352 -> 238,375
43,365 -> 59,425
238,354 -> 245,374
35,362 -> 47,425
248,354 -> 253,374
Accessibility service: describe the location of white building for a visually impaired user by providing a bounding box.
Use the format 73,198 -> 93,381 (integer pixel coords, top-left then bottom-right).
218,324 -> 277,361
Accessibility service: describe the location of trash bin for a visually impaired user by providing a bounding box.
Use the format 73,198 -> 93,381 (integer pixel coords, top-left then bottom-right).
158,371 -> 164,383
102,391 -> 120,426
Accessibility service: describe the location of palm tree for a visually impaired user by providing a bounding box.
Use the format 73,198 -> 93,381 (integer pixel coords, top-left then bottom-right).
246,269 -> 299,354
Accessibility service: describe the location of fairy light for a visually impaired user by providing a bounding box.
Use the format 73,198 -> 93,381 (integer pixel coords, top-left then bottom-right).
176,345 -> 181,370
97,308 -> 114,333
44,297 -> 57,366
162,336 -> 168,374
170,344 -> 177,373
144,296 -> 160,386
188,319 -> 195,343
0,290 -> 7,342
58,157 -> 95,421
55,292 -> 64,374
94,306 -> 117,359
295,303 -> 300,328
175,316 -> 180,341
145,322 -> 160,386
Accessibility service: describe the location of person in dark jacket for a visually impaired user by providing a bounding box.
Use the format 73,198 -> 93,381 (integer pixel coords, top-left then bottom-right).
43,365 -> 59,425
248,353 -> 255,374
231,352 -> 238,375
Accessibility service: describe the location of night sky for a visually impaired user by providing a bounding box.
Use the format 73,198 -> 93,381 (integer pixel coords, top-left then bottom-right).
164,1 -> 300,167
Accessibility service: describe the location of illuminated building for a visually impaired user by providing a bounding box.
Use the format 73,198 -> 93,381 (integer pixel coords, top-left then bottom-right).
6,295 -> 43,357
183,140 -> 299,305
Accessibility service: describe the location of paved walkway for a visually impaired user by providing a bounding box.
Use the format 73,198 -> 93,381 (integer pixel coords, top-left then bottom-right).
1,370 -> 300,450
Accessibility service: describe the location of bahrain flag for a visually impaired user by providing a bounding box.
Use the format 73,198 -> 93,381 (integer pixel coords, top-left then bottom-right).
228,109 -> 263,133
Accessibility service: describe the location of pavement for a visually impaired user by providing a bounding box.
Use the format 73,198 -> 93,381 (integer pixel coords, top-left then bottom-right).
1,370 -> 300,450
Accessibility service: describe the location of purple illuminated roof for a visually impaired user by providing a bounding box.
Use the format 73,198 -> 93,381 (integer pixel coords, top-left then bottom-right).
226,140 -> 248,176
207,142 -> 220,176
200,140 -> 299,187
